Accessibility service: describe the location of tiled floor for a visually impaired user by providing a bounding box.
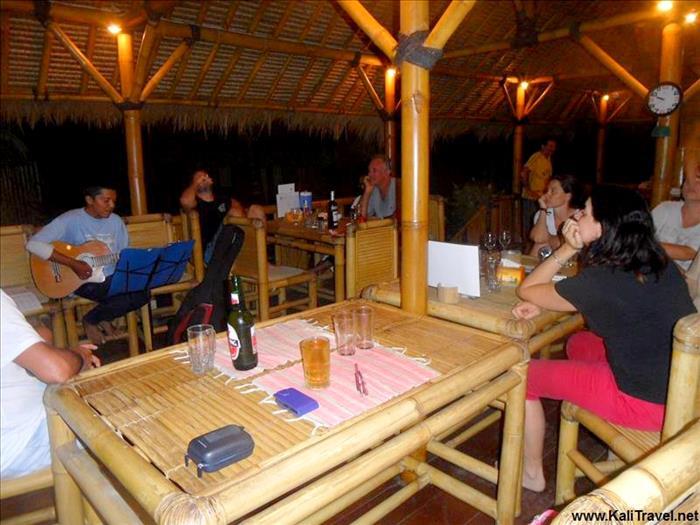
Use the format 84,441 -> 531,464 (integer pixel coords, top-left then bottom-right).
2,337 -> 607,524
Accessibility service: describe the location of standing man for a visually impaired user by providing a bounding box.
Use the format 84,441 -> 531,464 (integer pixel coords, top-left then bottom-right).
26,185 -> 150,344
359,154 -> 400,220
1,289 -> 99,479
521,138 -> 556,232
180,168 -> 265,262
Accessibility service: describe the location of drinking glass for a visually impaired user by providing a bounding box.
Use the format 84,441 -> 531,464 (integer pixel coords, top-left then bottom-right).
486,251 -> 501,293
332,310 -> 356,356
353,306 -> 374,350
186,324 -> 216,375
300,336 -> 331,388
483,231 -> 497,252
499,230 -> 512,251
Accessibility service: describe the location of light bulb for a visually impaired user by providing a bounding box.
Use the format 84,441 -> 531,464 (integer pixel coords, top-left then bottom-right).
107,23 -> 122,35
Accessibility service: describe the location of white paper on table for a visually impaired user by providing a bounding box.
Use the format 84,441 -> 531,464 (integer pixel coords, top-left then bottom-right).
276,191 -> 301,218
428,241 -> 480,297
4,286 -> 44,314
277,183 -> 296,194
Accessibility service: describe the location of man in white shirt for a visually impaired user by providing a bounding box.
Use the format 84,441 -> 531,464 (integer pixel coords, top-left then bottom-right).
1,290 -> 99,479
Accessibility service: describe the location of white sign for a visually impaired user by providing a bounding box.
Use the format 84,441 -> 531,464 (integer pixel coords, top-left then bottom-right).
428,241 -> 481,297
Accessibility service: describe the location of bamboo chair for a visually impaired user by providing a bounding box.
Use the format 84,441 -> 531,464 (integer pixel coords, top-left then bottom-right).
0,467 -> 55,525
553,419 -> 700,524
428,194 -> 446,242
345,219 -> 398,298
555,313 -> 700,504
0,225 -> 66,347
124,213 -> 203,352
225,216 -> 317,321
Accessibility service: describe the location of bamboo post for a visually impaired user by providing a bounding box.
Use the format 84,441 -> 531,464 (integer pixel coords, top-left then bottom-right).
117,33 -> 133,98
384,67 -> 397,171
46,407 -> 85,525
336,0 -> 397,60
122,109 -> 147,215
651,22 -> 683,207
595,95 -> 609,184
51,303 -> 67,348
400,1 -> 429,316
512,82 -> 526,194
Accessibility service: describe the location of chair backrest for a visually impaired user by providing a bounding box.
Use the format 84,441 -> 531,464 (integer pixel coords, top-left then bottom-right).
428,194 -> 446,242
225,217 -> 268,282
123,213 -> 174,248
0,224 -> 34,288
345,219 -> 398,298
663,313 -> 700,441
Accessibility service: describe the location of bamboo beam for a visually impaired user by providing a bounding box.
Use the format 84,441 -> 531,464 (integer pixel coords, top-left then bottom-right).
236,53 -> 268,101
400,0 -> 429,316
356,65 -> 384,112
0,17 -> 9,93
36,29 -> 54,99
595,95 -> 608,184
385,67 -> 397,172
524,81 -> 553,115
575,35 -> 648,99
1,0 -> 126,26
48,22 -> 123,103
130,23 -> 158,100
117,33 -> 134,98
336,0 -> 397,60
79,25 -> 97,95
210,49 -> 243,102
443,9 -> 667,59
166,2 -> 208,98
264,56 -> 292,103
189,43 -> 221,99
686,77 -> 700,102
606,92 -> 631,122
652,22 -> 683,207
424,1 -> 477,50
140,41 -> 190,101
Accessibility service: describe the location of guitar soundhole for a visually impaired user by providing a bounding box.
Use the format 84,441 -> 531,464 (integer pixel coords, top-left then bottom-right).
51,261 -> 62,283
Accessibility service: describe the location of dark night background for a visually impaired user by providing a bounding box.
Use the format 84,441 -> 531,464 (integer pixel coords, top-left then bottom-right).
1,118 -> 656,225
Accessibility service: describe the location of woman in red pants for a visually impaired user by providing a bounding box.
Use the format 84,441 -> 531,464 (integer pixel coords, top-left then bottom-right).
513,186 -> 695,492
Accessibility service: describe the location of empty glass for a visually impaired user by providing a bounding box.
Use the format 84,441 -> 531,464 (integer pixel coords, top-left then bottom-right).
499,230 -> 512,250
483,232 -> 497,252
332,310 -> 356,356
186,324 -> 216,375
353,306 -> 374,350
486,251 -> 501,293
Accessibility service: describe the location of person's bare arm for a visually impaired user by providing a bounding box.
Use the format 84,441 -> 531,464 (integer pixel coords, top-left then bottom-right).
14,342 -> 100,384
660,242 -> 697,262
49,250 -> 92,280
359,176 -> 374,218
180,184 -> 198,211
529,209 -> 550,244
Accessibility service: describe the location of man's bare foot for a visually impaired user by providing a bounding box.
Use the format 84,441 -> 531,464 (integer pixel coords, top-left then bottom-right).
522,469 -> 546,492
83,322 -> 105,345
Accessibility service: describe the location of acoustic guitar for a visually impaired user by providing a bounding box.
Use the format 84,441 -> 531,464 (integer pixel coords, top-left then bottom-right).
30,240 -> 120,299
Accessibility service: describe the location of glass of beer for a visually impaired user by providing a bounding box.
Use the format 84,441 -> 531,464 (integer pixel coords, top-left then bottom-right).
299,336 -> 331,388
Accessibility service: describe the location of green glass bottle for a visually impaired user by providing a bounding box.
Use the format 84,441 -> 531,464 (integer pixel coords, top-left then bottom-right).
227,275 -> 258,371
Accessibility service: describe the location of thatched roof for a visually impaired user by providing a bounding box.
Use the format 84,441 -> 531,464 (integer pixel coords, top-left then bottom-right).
1,0 -> 699,139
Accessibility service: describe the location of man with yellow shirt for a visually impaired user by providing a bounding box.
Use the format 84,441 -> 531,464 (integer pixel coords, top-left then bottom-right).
521,138 -> 556,233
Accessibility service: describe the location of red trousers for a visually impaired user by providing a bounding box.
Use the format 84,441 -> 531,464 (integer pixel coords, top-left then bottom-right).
526,331 -> 665,431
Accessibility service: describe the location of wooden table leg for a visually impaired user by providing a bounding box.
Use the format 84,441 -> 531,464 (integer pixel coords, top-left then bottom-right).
334,244 -> 345,301
47,409 -> 85,525
52,302 -> 67,348
496,362 -> 527,524
63,303 -> 79,348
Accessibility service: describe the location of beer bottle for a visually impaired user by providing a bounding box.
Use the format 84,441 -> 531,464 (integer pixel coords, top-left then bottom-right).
328,190 -> 340,229
227,275 -> 258,370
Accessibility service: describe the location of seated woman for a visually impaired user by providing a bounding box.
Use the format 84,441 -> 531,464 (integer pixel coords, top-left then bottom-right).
528,173 -> 584,257
513,186 -> 695,492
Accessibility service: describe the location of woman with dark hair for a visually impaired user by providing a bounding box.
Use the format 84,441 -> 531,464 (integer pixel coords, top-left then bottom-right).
513,186 -> 695,492
528,173 -> 585,256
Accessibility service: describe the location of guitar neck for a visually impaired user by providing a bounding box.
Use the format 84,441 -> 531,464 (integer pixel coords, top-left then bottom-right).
90,253 -> 120,267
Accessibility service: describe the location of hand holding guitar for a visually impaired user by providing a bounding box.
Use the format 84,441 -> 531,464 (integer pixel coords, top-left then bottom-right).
69,259 -> 93,280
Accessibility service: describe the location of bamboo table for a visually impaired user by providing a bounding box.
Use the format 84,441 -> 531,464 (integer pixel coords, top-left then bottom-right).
267,219 -> 346,301
45,300 -> 528,524
362,279 -> 583,353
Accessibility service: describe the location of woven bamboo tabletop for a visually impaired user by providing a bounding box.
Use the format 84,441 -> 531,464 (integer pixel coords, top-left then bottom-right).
267,219 -> 346,245
65,300 -> 509,497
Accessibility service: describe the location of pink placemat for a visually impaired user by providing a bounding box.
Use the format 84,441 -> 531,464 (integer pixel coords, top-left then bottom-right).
212,319 -> 334,380
252,346 -> 439,428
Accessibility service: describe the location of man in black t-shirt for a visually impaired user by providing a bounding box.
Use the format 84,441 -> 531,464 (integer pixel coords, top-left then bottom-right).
180,169 -> 265,262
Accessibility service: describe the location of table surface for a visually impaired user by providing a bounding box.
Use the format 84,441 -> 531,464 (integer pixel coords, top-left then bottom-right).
52,301 -> 518,512
267,218 -> 346,244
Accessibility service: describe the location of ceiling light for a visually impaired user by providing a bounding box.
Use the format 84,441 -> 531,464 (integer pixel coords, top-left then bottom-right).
107,23 -> 122,35
657,1 -> 673,12
602,94 -> 610,101
685,11 -> 697,23
386,67 -> 397,78
519,81 -> 529,90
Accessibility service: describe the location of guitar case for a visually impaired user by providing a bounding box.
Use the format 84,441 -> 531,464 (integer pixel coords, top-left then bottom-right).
167,224 -> 245,345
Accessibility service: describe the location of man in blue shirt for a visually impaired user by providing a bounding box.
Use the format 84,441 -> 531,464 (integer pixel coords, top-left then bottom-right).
26,186 -> 149,344
359,154 -> 399,220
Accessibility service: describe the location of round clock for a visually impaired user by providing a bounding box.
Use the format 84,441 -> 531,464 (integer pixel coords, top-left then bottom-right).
646,82 -> 683,116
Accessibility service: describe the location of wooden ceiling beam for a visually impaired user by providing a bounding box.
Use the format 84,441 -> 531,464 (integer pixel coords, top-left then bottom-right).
443,9 -> 668,60
210,49 -> 242,102
47,22 -> 123,103
36,29 -> 54,98
166,2 -> 209,98
685,77 -> 700,102
263,55 -> 292,104
424,0 -> 477,50
336,0 -> 397,61
236,52 -> 268,101
131,24 -> 158,100
356,65 -> 384,112
79,25 -> 97,94
140,40 -> 190,101
0,17 -> 9,93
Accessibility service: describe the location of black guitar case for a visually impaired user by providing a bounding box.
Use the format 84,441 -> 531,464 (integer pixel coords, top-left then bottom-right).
167,224 -> 245,345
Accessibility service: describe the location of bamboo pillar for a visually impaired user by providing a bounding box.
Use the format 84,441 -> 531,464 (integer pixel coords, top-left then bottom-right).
47,407 -> 85,524
117,32 -> 148,215
385,67 -> 397,173
651,22 -> 682,207
595,95 -> 609,184
512,83 -> 526,193
400,1 -> 429,315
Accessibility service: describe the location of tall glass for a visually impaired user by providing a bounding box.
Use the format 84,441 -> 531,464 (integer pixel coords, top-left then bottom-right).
486,251 -> 501,293
333,310 -> 356,356
300,336 -> 331,388
186,324 -> 216,375
353,306 -> 374,350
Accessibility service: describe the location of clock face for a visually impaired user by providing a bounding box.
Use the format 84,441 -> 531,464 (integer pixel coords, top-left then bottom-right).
647,82 -> 682,116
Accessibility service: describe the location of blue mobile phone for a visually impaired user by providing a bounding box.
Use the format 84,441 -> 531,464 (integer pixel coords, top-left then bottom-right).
274,388 -> 319,416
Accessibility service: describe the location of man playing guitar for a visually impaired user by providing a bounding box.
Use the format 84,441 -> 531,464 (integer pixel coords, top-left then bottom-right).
26,185 -> 149,344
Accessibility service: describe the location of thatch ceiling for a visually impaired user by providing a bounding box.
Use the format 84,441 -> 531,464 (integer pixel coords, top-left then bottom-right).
1,0 -> 699,139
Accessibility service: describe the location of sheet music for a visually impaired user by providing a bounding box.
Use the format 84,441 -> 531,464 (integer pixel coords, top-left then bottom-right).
4,286 -> 44,314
